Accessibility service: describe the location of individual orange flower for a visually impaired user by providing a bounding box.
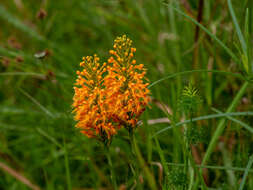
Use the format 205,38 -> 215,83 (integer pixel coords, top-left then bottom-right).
72,55 -> 117,140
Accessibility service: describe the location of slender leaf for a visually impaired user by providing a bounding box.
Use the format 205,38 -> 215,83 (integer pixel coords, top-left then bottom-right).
152,111 -> 253,137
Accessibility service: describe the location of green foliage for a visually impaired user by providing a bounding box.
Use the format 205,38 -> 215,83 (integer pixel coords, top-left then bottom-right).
167,168 -> 187,190
179,83 -> 202,114
185,125 -> 207,145
0,0 -> 253,189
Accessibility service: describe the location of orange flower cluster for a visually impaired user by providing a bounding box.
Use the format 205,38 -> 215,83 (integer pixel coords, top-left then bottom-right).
72,55 -> 117,140
73,35 -> 150,140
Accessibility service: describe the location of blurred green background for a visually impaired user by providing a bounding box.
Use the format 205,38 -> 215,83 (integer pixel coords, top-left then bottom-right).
0,0 -> 252,189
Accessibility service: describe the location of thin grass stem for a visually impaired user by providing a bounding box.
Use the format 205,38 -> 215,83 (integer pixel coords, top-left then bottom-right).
239,155 -> 253,190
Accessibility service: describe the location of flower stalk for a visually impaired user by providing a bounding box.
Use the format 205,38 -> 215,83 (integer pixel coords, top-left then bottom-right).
105,145 -> 117,190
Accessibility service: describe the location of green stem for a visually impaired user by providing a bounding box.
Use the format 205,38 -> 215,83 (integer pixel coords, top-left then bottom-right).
154,136 -> 169,176
131,133 -> 158,190
184,140 -> 189,190
188,109 -> 207,190
129,131 -> 140,189
105,146 -> 117,190
188,151 -> 207,190
184,110 -> 192,190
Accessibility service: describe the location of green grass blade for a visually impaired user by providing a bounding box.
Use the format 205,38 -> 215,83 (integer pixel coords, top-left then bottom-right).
0,72 -> 68,79
239,155 -> 253,190
152,111 -> 253,137
0,5 -> 44,42
227,0 -> 247,55
154,136 -> 169,175
148,69 -> 244,88
19,88 -> 55,118
166,162 -> 253,173
220,142 -> 236,187
211,108 -> 253,133
163,2 -> 240,64
0,72 -> 45,78
0,46 -> 20,57
36,128 -> 62,148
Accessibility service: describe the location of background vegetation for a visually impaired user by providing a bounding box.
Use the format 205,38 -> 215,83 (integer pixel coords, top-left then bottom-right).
0,0 -> 252,189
